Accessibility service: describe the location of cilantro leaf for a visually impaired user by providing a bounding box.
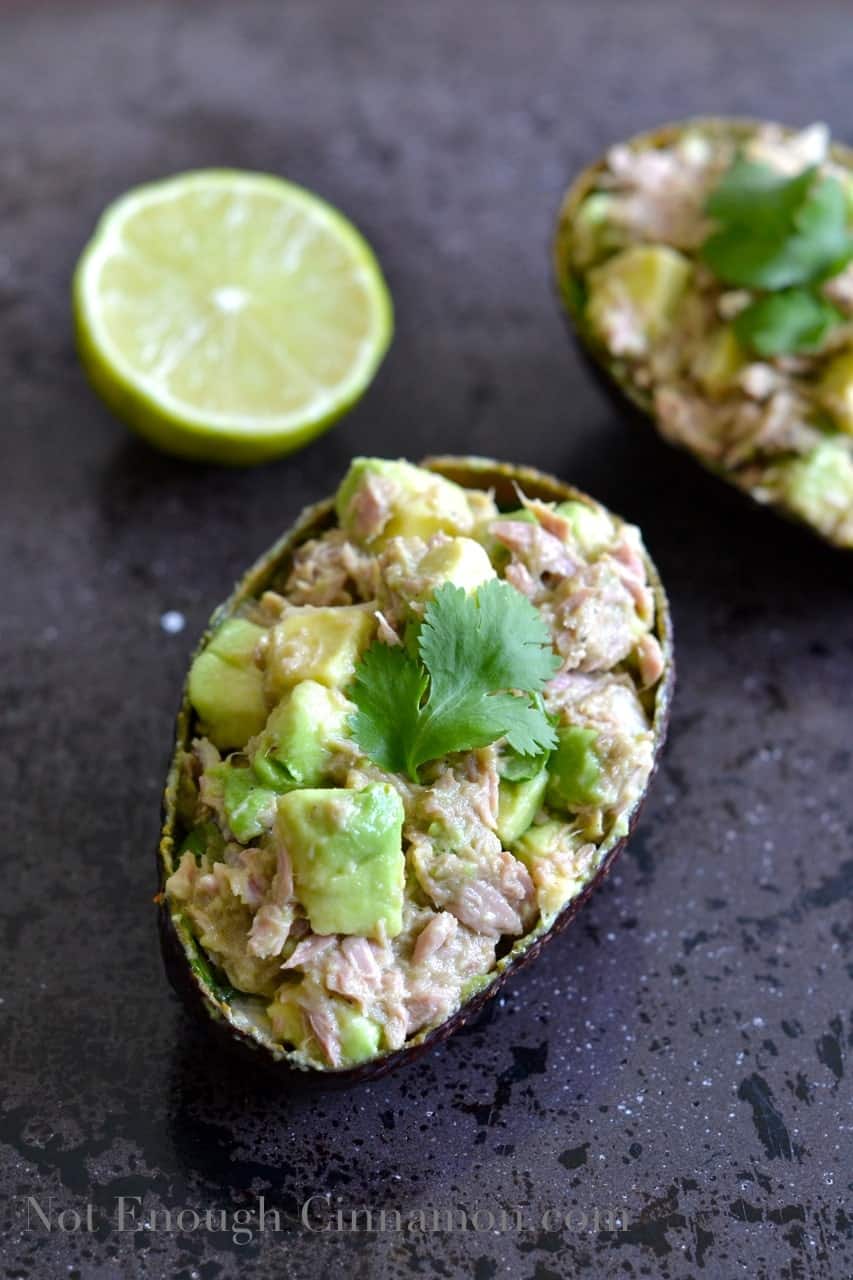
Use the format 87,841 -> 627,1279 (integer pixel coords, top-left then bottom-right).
732,287 -> 844,357
706,158 -> 815,232
701,157 -> 853,290
498,703 -> 555,781
348,641 -> 428,776
348,580 -> 560,782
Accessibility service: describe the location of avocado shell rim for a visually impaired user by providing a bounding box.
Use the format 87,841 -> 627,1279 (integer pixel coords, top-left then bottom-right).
552,115 -> 853,551
157,455 -> 675,1087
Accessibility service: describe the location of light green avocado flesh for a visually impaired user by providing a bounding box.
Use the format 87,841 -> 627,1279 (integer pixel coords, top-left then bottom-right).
546,726 -> 604,810
555,501 -> 614,555
276,783 -> 406,938
768,440 -> 853,536
335,456 -> 475,544
338,1007 -> 382,1063
496,769 -> 549,844
187,618 -> 268,750
251,680 -> 352,788
221,767 -> 279,843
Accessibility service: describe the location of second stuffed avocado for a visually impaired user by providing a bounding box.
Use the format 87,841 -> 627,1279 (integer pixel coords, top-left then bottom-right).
555,118 -> 853,549
159,456 -> 673,1082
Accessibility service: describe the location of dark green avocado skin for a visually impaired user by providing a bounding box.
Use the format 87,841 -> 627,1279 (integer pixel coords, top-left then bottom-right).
157,457 -> 675,1087
553,116 -> 853,552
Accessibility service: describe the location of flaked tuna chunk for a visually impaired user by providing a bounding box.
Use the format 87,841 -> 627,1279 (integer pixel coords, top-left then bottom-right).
165,850 -> 200,902
602,134 -> 727,249
402,911 -> 496,1035
410,838 -> 536,938
636,633 -> 666,690
219,846 -> 273,909
745,122 -> 829,176
285,529 -> 378,606
325,936 -> 383,1006
346,472 -> 396,542
412,911 -> 459,965
282,933 -> 337,970
548,561 -> 640,671
305,1001 -> 342,1068
490,519 -> 577,579
248,903 -> 294,959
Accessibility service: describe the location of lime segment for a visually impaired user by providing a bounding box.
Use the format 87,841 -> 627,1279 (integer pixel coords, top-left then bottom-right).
73,170 -> 393,464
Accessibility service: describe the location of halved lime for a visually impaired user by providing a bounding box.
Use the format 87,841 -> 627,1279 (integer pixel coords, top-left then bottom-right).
73,170 -> 393,464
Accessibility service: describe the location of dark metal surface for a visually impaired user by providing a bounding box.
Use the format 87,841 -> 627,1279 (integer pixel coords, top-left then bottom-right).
2,2 -> 851,1277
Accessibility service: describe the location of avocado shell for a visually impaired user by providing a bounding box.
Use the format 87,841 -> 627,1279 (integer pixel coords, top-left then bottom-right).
552,116 -> 853,550
157,455 -> 675,1086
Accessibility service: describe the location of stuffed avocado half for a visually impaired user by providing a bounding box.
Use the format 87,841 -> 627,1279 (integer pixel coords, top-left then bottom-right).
158,457 -> 673,1081
554,118 -> 853,548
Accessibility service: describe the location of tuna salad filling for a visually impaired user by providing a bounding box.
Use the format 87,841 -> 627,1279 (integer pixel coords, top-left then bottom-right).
165,458 -> 666,1069
559,120 -> 853,547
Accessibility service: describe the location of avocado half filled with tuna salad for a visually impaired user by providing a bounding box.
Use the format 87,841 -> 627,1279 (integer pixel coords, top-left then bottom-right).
554,118 -> 853,548
158,456 -> 673,1082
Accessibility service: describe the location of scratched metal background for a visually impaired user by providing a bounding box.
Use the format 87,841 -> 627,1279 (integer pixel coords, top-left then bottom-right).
1,1 -> 851,1277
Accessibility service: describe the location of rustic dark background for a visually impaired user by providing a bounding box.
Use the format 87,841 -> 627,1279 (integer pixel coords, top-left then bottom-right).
2,1 -> 851,1277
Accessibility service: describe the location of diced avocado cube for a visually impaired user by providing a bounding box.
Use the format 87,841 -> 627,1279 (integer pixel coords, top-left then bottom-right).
571,192 -> 622,268
337,1006 -> 382,1065
188,618 -> 268,750
415,537 -> 496,599
276,783 -> 405,939
691,325 -> 746,397
555,500 -> 614,555
252,680 -> 353,788
769,440 -> 853,536
496,768 -> 549,845
546,725 -> 604,811
818,351 -> 853,433
221,766 -> 278,843
265,606 -> 375,698
514,818 -> 578,863
335,457 -> 475,545
587,245 -> 691,350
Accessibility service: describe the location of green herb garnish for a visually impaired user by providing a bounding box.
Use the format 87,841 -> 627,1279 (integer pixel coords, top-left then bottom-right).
700,153 -> 853,356
349,580 -> 560,782
701,158 -> 853,290
732,287 -> 844,358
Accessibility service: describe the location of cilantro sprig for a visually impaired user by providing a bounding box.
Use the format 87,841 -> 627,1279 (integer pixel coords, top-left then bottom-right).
348,579 -> 560,783
732,287 -> 843,358
700,154 -> 853,357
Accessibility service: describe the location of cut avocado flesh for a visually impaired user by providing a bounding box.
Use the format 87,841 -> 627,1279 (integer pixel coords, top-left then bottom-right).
556,500 -> 614,555
252,680 -> 352,788
220,766 -> 278,843
336,456 -> 475,544
546,725 -> 604,810
265,605 -> 375,697
415,536 -> 496,598
769,440 -> 853,536
496,769 -> 549,844
187,618 -> 268,750
691,325 -> 746,396
587,245 -> 691,347
276,783 -> 405,938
